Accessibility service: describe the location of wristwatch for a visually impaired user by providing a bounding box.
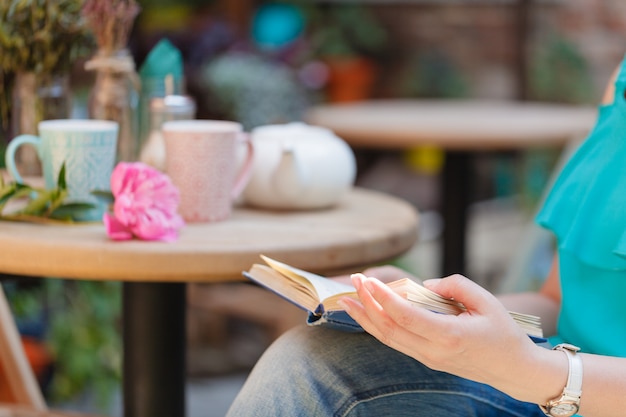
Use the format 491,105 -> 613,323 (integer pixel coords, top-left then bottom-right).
540,343 -> 583,417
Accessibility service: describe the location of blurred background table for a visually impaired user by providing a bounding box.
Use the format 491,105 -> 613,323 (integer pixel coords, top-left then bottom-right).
307,99 -> 597,276
0,187 -> 418,417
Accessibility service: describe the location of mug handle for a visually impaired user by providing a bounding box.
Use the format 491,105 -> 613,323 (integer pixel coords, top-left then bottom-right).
5,135 -> 42,184
231,133 -> 255,200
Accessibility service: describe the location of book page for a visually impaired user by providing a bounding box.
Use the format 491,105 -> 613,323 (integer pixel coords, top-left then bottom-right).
245,265 -> 321,312
388,278 -> 543,338
261,255 -> 354,302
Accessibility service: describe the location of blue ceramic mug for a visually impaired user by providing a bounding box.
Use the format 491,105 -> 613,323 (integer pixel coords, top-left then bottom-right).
5,119 -> 119,221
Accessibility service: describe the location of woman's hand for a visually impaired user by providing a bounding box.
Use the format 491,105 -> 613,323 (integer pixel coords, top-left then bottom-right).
338,273 -> 561,402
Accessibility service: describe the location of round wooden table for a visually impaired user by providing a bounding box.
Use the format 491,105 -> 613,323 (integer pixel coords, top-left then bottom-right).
307,99 -> 597,276
0,187 -> 418,417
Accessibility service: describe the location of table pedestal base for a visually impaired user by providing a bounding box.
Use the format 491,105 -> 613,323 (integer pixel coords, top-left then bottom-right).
123,282 -> 186,417
441,151 -> 470,276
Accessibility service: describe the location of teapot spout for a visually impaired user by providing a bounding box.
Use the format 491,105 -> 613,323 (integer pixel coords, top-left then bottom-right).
271,144 -> 309,201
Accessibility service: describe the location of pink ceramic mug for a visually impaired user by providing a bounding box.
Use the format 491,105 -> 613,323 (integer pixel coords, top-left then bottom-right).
162,120 -> 253,223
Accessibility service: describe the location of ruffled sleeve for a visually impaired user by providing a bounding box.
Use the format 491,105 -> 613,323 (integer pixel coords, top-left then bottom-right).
536,58 -> 626,270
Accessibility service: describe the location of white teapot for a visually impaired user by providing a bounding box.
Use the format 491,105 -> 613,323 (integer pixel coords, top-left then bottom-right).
242,122 -> 357,210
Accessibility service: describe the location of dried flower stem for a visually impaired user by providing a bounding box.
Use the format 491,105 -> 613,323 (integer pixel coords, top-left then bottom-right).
82,0 -> 140,54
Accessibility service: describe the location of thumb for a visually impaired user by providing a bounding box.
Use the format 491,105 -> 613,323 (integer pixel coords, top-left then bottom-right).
423,274 -> 496,313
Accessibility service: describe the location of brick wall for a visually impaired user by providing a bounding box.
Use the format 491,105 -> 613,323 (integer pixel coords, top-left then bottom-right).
536,0 -> 626,96
368,0 -> 626,102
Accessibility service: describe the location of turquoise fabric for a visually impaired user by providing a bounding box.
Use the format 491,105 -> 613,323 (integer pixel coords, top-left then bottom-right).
536,55 -> 626,357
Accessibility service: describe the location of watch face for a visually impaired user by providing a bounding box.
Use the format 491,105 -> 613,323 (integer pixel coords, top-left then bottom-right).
550,402 -> 579,417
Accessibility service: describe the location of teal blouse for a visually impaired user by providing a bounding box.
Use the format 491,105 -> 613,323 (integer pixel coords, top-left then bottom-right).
536,57 -> 626,357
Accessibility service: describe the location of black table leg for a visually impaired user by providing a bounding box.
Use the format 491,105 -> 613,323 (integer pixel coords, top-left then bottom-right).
441,151 -> 471,276
123,282 -> 187,417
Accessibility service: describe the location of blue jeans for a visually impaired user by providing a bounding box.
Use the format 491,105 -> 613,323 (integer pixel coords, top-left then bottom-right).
227,326 -> 547,417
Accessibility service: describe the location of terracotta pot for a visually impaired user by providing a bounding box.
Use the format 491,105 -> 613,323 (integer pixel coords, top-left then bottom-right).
0,336 -> 52,402
324,57 -> 376,103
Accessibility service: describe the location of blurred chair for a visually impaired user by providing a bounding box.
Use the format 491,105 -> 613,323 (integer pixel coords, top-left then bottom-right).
0,285 -> 45,409
0,285 -> 98,417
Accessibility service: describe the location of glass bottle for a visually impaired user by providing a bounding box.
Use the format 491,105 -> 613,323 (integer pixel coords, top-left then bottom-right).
138,94 -> 196,171
87,48 -> 139,162
10,71 -> 71,175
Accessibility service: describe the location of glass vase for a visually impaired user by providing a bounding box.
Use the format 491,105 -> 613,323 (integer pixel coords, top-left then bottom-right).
10,71 -> 71,175
87,48 -> 139,162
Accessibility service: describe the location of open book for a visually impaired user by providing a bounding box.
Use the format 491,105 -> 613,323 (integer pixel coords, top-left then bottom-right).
243,255 -> 545,342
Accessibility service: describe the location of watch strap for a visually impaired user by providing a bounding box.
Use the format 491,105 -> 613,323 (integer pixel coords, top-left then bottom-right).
558,344 -> 583,400
539,343 -> 583,417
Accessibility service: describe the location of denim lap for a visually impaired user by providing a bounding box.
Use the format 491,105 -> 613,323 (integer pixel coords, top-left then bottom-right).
227,326 -> 546,417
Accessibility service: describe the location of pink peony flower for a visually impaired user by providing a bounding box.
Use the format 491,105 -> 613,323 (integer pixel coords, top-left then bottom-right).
103,162 -> 184,241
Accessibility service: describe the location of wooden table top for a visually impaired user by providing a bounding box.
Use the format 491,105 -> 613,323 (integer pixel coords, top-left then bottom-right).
0,188 -> 418,282
306,99 -> 597,150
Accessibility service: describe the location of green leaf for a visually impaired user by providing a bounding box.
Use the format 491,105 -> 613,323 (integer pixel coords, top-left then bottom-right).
49,202 -> 96,221
91,189 -> 114,204
0,160 -> 103,224
57,161 -> 67,190
17,189 -> 53,215
44,187 -> 68,214
0,184 -> 18,205
0,183 -> 32,207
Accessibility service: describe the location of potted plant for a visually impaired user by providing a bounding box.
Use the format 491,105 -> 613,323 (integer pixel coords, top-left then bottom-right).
0,0 -> 92,173
306,4 -> 388,102
4,278 -> 122,412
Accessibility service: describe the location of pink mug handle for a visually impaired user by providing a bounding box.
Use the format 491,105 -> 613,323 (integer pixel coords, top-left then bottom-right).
231,133 -> 254,200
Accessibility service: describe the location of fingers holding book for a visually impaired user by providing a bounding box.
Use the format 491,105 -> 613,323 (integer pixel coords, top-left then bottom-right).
338,274 -> 432,352
339,273 -> 541,386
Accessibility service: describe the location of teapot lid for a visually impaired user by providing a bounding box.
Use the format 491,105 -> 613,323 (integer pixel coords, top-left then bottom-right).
252,122 -> 336,139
